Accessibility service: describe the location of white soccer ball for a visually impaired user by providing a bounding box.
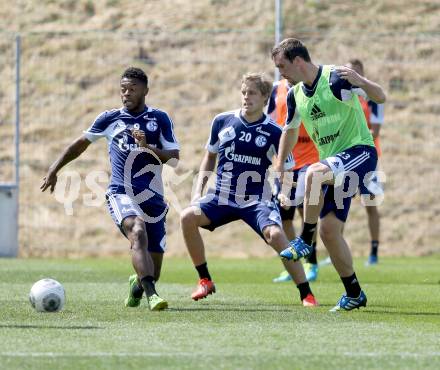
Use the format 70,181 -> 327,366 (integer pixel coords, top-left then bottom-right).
29,278 -> 65,312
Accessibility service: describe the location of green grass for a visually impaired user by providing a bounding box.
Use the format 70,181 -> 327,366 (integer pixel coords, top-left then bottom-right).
1,256 -> 439,370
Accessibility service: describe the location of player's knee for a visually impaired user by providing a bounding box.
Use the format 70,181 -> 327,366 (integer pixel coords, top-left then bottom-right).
319,222 -> 338,242
180,208 -> 193,227
305,163 -> 329,188
130,218 -> 146,244
305,163 -> 321,189
180,207 -> 197,229
263,226 -> 283,245
306,162 -> 324,178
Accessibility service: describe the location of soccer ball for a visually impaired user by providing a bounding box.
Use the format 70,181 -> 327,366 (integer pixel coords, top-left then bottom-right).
29,278 -> 65,312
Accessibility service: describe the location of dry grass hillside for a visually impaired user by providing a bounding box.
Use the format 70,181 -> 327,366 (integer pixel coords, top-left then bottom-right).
0,0 -> 439,257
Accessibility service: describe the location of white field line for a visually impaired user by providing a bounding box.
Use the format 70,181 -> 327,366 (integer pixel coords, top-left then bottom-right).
0,352 -> 193,357
0,352 -> 440,358
342,352 -> 440,358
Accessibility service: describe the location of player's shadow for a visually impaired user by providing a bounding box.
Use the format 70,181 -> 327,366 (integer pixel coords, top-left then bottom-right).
167,303 -> 300,313
0,324 -> 102,330
167,300 -> 327,312
365,309 -> 440,317
168,307 -> 294,312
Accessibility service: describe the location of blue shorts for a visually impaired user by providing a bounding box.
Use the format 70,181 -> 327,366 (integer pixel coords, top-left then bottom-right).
320,145 -> 378,222
106,192 -> 167,253
362,167 -> 385,197
279,165 -> 309,221
197,195 -> 282,241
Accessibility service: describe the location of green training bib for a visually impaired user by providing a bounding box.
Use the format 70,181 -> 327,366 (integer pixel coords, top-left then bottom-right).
293,65 -> 374,159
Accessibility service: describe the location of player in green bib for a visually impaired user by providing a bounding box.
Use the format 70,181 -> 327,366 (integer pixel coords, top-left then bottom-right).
271,38 -> 386,311
293,65 -> 375,158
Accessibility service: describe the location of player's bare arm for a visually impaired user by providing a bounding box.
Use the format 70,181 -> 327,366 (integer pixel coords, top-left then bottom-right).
40,135 -> 91,193
336,66 -> 386,104
275,127 -> 298,180
132,128 -> 179,165
192,151 -> 217,202
370,123 -> 381,139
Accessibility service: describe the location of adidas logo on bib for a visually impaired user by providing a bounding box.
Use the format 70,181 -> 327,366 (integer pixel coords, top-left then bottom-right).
311,104 -> 326,120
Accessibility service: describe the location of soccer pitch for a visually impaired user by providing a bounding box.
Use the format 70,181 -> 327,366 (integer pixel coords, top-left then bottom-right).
1,257 -> 439,370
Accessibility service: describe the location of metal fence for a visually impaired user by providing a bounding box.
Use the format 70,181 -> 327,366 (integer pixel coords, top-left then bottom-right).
3,29 -> 277,256
1,25 -> 440,257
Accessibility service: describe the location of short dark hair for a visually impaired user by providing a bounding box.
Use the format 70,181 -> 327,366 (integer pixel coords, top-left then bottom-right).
271,38 -> 311,63
121,67 -> 148,86
348,58 -> 364,75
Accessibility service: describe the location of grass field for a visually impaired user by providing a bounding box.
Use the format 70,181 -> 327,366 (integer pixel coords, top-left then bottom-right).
1,256 -> 439,370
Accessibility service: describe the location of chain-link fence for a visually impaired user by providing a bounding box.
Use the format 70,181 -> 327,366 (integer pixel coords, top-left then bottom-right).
8,29 -> 276,256
1,22 -> 440,257
0,33 -> 17,185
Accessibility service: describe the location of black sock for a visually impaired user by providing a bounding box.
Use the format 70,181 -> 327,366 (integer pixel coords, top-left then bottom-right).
140,276 -> 157,298
306,242 -> 318,264
132,278 -> 144,299
195,262 -> 212,281
301,223 -> 317,246
370,240 -> 379,256
296,282 -> 312,301
341,273 -> 361,298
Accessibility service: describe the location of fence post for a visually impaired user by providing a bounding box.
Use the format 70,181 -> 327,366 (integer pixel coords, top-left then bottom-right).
0,34 -> 20,257
274,0 -> 283,81
15,34 -> 20,187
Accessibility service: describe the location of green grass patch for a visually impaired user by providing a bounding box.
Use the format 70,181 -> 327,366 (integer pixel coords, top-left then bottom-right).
1,256 -> 439,369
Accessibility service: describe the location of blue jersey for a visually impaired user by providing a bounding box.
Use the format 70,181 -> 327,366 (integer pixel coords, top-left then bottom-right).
206,110 -> 293,204
84,106 -> 179,205
367,100 -> 384,125
266,81 -> 281,115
